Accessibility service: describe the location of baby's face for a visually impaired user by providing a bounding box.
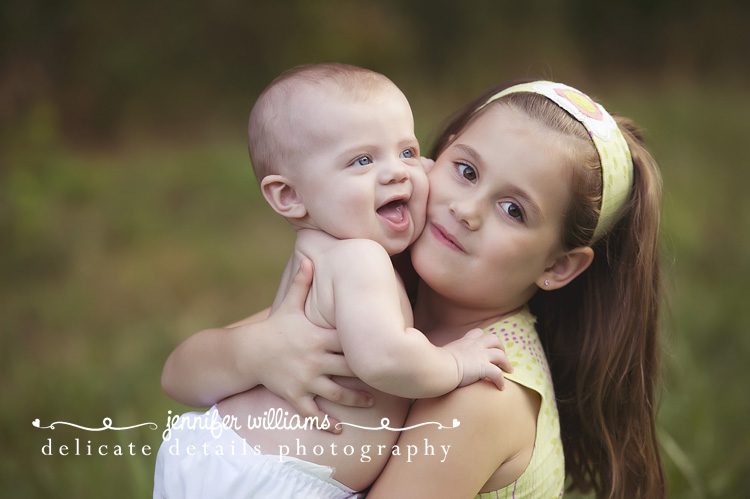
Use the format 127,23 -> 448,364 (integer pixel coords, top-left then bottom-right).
292,86 -> 428,255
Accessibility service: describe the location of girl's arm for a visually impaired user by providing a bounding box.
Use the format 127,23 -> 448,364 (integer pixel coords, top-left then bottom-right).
161,260 -> 373,417
367,380 -> 539,498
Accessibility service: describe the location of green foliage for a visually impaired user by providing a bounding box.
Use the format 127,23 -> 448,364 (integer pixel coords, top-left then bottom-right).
2,134 -> 294,497
2,0 -> 749,142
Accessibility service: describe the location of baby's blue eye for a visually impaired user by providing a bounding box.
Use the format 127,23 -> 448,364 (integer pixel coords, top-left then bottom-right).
400,149 -> 413,159
354,156 -> 372,166
457,163 -> 477,182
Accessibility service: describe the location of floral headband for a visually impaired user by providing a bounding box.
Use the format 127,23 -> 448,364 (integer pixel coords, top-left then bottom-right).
478,81 -> 633,241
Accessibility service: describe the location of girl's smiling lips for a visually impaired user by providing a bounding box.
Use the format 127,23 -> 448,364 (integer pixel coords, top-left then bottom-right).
429,222 -> 466,252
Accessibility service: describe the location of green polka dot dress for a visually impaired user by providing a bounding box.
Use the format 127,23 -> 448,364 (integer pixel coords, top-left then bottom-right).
475,307 -> 564,499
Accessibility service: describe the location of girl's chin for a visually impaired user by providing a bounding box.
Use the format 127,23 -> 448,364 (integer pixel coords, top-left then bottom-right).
411,244 -> 449,281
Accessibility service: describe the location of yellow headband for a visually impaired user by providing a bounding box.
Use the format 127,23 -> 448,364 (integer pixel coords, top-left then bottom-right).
478,81 -> 633,240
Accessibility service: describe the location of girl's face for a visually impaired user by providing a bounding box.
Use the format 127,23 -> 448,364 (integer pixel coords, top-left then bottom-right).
411,104 -> 574,313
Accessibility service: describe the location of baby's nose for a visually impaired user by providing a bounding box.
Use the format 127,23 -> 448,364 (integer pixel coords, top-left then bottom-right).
380,158 -> 409,184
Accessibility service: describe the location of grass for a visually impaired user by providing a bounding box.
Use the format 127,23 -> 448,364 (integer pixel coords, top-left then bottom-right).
2,132 -> 295,497
3,83 -> 749,497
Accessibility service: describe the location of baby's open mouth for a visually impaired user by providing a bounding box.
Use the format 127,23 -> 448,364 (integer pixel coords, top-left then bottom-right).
377,200 -> 407,223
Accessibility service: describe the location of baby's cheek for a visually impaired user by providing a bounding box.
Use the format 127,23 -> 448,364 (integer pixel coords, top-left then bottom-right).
415,177 -> 430,209
419,157 -> 436,173
409,210 -> 428,246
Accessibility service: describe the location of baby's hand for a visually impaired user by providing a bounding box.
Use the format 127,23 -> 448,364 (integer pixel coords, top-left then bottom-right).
444,328 -> 512,390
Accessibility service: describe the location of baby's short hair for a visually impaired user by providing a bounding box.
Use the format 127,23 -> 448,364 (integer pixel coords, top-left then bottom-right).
248,63 -> 396,181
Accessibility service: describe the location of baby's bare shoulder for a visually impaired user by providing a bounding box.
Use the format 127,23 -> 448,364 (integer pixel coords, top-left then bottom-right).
327,238 -> 391,263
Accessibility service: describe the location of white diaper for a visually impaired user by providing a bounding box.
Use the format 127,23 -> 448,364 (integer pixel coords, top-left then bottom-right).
153,406 -> 359,499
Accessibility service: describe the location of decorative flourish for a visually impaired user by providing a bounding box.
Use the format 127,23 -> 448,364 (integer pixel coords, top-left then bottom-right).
335,417 -> 460,432
32,417 -> 158,431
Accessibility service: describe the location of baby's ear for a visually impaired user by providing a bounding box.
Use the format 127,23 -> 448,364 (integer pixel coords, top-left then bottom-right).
260,175 -> 307,219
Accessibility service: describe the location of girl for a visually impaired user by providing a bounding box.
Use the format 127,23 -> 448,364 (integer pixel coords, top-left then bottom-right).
161,80 -> 666,498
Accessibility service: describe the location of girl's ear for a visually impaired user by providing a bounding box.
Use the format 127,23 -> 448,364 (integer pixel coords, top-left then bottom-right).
538,246 -> 594,290
260,175 -> 307,219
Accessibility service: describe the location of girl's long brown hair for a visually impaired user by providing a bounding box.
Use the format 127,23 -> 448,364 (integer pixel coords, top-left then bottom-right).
431,81 -> 666,498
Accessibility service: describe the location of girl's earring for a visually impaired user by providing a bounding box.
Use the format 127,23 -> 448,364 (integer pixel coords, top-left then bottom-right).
544,279 -> 550,287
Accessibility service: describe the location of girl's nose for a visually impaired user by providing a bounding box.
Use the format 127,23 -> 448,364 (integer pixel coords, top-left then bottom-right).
450,197 -> 481,230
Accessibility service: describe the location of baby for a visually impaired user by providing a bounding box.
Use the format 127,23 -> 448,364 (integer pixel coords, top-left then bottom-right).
154,63 -> 507,498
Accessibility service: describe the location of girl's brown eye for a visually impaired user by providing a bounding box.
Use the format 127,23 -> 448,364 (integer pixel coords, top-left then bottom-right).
458,164 -> 477,182
500,201 -> 524,221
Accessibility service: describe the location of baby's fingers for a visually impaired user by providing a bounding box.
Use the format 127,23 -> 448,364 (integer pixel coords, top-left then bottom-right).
488,347 -> 513,374
484,364 -> 506,391
483,333 -> 505,350
461,328 -> 486,340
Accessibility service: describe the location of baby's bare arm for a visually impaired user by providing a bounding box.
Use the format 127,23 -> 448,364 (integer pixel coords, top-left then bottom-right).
331,240 -> 509,398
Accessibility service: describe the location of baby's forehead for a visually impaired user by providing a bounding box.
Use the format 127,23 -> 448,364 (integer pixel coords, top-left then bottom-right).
284,81 -> 410,132
273,79 -> 414,163
291,77 -> 403,107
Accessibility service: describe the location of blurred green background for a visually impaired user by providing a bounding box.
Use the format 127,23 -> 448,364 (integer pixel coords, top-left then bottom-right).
2,1 -> 749,497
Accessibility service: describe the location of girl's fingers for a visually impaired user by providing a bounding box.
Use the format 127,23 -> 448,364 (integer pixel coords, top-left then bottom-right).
311,377 -> 374,408
318,351 -> 355,377
282,258 -> 314,311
